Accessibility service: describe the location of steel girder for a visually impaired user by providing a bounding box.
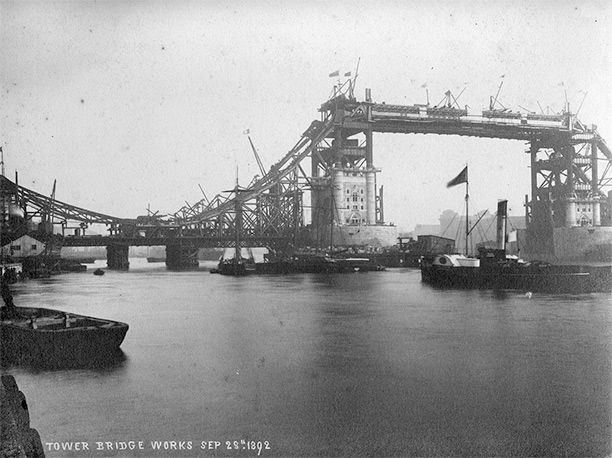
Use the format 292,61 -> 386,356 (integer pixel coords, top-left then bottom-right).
528,133 -> 611,228
169,118 -> 334,247
0,175 -> 122,226
4,91 -> 612,250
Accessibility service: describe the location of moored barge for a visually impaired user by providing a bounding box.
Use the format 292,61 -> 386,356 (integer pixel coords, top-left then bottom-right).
420,199 -> 611,293
420,251 -> 611,293
1,307 -> 128,363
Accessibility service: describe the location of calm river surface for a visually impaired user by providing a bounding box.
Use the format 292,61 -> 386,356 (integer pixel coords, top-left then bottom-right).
3,259 -> 611,456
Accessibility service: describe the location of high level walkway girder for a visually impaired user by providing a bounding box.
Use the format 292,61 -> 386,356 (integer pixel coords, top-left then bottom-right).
319,93 -> 612,231
3,89 -> 612,251
331,98 -> 604,147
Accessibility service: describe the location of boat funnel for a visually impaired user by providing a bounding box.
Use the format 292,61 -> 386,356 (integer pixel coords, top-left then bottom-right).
496,200 -> 508,250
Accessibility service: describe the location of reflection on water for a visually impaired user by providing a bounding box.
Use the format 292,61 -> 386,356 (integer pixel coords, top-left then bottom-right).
2,259 -> 611,456
2,349 -> 127,372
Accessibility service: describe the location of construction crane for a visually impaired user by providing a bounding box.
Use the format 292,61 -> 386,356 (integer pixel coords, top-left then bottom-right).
247,135 -> 267,177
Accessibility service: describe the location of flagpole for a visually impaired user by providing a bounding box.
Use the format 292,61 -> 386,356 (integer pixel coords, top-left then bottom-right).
446,165 -> 469,254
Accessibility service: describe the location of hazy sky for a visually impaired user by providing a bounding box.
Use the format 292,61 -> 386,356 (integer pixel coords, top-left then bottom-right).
2,1 -> 610,231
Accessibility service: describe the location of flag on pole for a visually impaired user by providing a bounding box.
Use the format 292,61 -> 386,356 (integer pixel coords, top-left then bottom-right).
447,166 -> 468,188
328,70 -> 339,78
344,71 -> 351,77
243,129 -> 250,135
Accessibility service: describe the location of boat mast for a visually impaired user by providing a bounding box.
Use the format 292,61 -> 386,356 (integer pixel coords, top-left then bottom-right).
465,180 -> 469,256
0,148 -> 3,263
329,182 -> 333,253
234,196 -> 241,265
234,167 -> 241,265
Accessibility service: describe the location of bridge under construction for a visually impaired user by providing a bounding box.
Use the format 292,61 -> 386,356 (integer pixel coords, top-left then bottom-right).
2,80 -> 612,269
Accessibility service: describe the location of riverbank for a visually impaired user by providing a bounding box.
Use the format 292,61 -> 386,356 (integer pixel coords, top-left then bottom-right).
0,375 -> 44,457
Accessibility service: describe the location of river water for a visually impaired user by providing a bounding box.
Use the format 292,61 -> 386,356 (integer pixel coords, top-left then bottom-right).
3,259 -> 611,456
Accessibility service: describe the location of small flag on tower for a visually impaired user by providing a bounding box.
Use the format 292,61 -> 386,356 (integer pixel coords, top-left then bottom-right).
243,129 -> 250,135
344,71 -> 352,77
447,166 -> 468,188
328,70 -> 339,78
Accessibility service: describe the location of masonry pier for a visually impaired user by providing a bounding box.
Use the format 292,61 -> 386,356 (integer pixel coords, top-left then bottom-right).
165,241 -> 199,271
106,244 -> 130,270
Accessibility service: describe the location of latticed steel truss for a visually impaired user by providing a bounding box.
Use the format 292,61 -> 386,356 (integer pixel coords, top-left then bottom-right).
179,171 -> 305,241
0,175 -> 122,226
0,175 -> 128,244
3,88 -> 612,250
0,117 -> 334,249
529,132 -> 612,227
169,117 -> 335,247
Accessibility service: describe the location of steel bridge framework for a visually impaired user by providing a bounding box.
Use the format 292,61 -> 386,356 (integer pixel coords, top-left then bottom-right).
2,86 -> 612,260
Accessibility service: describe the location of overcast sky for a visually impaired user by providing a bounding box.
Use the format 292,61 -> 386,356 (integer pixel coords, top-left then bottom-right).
2,1 -> 610,231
